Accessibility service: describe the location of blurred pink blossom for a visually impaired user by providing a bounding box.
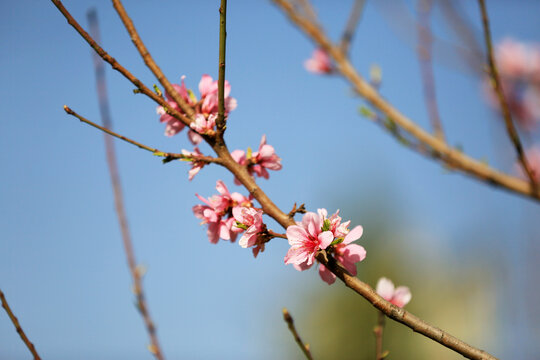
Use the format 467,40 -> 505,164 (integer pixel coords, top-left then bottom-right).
375,277 -> 411,308
304,48 -> 333,74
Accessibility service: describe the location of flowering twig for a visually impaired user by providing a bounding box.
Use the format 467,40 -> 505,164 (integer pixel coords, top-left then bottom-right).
417,0 -> 445,141
87,10 -> 165,360
216,0 -> 228,136
50,0 -> 192,128
282,308 -> 314,360
373,311 -> 387,360
111,0 -> 196,122
0,289 -> 41,360
272,0 -> 540,202
63,106 -> 222,165
340,0 -> 366,55
477,0 -> 537,189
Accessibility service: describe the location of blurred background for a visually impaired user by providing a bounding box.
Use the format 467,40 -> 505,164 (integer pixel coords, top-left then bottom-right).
1,0 -> 539,359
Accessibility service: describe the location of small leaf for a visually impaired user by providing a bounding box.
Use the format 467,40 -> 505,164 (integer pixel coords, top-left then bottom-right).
246,147 -> 253,159
235,221 -> 248,230
152,84 -> 162,97
187,89 -> 198,104
321,219 -> 332,232
359,106 -> 375,119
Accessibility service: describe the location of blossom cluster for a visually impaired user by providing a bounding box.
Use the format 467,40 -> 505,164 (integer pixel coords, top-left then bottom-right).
192,180 -> 267,256
484,38 -> 540,130
157,74 -> 237,142
284,209 -> 366,285
304,48 -> 333,75
232,135 -> 283,181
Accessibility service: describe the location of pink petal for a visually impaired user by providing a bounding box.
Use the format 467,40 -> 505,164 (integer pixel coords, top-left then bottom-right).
286,225 -> 309,246
343,225 -> 363,244
375,277 -> 395,302
318,231 -> 334,250
215,180 -> 229,196
341,244 -> 366,263
318,264 -> 336,285
393,286 -> 412,308
207,222 -> 220,244
284,247 -> 308,265
199,74 -> 214,97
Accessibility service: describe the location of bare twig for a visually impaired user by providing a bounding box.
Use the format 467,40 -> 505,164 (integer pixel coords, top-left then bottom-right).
63,106 -> 222,165
87,11 -> 165,359
272,0 -> 540,202
340,0 -> 366,55
417,0 -> 445,141
477,0 -> 537,188
50,0 -> 191,127
216,0 -> 228,136
373,311 -> 387,360
282,308 -> 314,360
0,289 -> 41,360
111,0 -> 196,122
293,0 -> 318,25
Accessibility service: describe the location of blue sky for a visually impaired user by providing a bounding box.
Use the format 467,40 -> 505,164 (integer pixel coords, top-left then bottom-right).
1,1 -> 540,359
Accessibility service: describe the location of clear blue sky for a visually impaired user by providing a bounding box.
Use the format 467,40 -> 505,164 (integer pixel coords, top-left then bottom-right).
1,1 -> 540,359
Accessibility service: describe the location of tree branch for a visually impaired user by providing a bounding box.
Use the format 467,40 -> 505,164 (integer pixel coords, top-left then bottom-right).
111,0 -> 196,122
417,0 -> 445,141
272,0 -> 540,202
50,0 -> 192,127
282,308 -> 314,360
340,0 -> 366,55
0,289 -> 41,360
216,0 -> 228,136
477,0 -> 537,188
373,311 -> 387,360
63,106 -> 222,165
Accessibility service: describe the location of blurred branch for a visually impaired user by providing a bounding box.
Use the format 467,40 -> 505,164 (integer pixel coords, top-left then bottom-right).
282,308 -> 314,360
87,10 -> 165,360
50,0 -> 192,127
272,0 -> 540,203
340,0 -> 366,55
216,0 -> 228,137
477,0 -> 537,189
0,289 -> 41,360
373,311 -> 387,360
417,0 -> 445,141
292,0 -> 318,25
111,0 -> 197,121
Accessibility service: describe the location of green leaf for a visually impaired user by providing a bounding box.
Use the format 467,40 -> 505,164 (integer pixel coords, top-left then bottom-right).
187,89 -> 198,103
359,106 -> 375,119
321,219 -> 332,232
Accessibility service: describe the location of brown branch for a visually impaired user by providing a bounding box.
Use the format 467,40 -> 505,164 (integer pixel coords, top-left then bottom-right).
282,308 -> 314,360
87,11 -> 165,359
293,0 -> 318,25
266,229 -> 288,239
111,0 -> 196,123
316,251 -> 497,360
272,0 -> 540,202
373,311 -> 387,360
63,106 -> 222,165
340,0 -> 366,55
477,0 -> 537,188
417,0 -> 445,141
50,0 -> 191,127
0,289 -> 41,360
216,0 -> 228,136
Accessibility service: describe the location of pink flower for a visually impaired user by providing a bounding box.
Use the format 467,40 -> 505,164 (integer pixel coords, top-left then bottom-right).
516,146 -> 540,183
181,147 -> 205,181
285,212 -> 334,267
192,180 -> 252,243
232,207 -> 264,248
285,209 -> 366,284
232,135 -> 282,182
156,74 -> 237,138
190,113 -> 216,137
376,277 -> 411,308
304,48 -> 333,75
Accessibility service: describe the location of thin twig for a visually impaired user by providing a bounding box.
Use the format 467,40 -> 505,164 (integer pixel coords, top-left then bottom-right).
63,106 -> 222,165
87,11 -> 165,359
340,0 -> 366,55
267,229 -> 288,239
477,0 -> 537,189
50,0 -> 192,127
216,0 -> 228,136
111,0 -> 196,121
373,311 -> 386,360
417,0 -> 445,141
0,289 -> 41,360
272,0 -> 540,202
293,0 -> 318,25
282,308 -> 314,360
